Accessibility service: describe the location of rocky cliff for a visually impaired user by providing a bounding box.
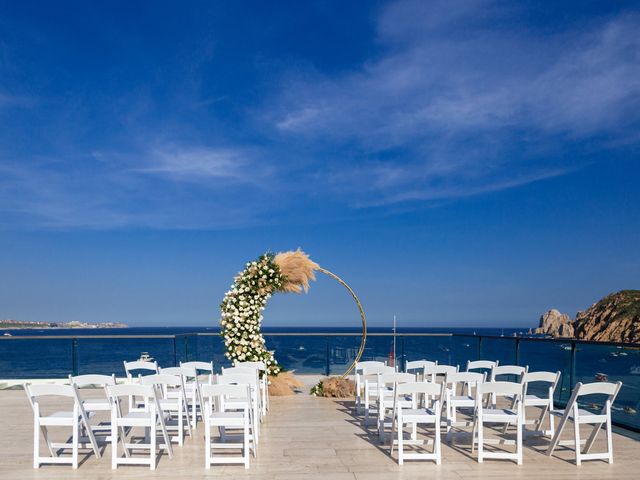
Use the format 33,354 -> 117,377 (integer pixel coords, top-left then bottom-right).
535,290 -> 640,343
573,290 -> 640,343
535,309 -> 574,337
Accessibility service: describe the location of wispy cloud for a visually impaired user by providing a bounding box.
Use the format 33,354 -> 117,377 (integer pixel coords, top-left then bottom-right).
268,1 -> 640,207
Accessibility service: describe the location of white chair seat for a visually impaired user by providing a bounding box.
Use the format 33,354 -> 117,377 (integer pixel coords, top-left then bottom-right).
208,411 -> 245,426
41,411 -> 83,426
82,398 -> 111,410
402,408 -> 437,421
481,408 -> 519,423
450,395 -> 474,403
551,409 -> 607,423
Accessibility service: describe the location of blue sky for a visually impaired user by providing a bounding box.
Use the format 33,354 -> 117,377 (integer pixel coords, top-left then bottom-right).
0,0 -> 638,328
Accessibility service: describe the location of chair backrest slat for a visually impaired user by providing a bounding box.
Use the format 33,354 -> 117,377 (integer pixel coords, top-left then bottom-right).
69,374 -> 116,387
217,373 -> 258,387
396,381 -> 443,397
575,381 -> 622,397
25,383 -> 77,398
467,360 -> 498,371
140,373 -> 182,387
478,381 -> 523,397
379,372 -> 415,385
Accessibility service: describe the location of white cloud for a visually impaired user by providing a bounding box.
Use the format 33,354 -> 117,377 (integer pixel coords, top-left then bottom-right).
268,3 -> 640,207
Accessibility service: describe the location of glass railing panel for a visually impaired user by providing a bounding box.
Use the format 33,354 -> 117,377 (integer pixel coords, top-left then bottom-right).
327,335 -> 393,375
264,335 -> 328,374
194,334 -> 232,372
574,343 -> 640,431
449,335 -> 481,369
76,337 -> 175,375
518,339 -> 572,403
0,338 -> 72,378
479,337 -> 517,366
402,335 -> 456,369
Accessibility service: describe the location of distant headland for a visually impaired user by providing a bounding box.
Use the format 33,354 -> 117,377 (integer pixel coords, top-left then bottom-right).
0,319 -> 128,329
534,290 -> 640,344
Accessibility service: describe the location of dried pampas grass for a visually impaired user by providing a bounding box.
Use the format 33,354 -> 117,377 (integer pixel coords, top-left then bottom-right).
274,249 -> 319,293
316,377 -> 356,398
268,371 -> 305,396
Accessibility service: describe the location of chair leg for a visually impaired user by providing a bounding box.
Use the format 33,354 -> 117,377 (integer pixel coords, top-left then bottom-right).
244,412 -> 250,469
398,420 -> 404,465
573,419 -> 581,466
516,419 -> 523,465
33,418 -> 40,469
150,422 -> 156,471
72,416 -> 79,469
477,419 -> 484,463
606,416 -> 613,464
205,419 -> 211,469
435,418 -> 442,465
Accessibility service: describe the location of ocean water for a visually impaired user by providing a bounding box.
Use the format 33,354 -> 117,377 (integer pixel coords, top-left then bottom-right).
1,325 -> 639,431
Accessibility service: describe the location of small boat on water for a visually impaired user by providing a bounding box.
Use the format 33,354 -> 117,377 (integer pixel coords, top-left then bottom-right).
595,372 -> 609,382
630,365 -> 640,375
138,352 -> 155,362
3,333 -> 11,336
560,344 -> 572,351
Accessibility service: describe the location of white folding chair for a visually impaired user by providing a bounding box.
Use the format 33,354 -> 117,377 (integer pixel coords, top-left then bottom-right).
355,361 -> 387,413
489,365 -> 528,407
405,360 -> 437,381
180,360 -> 214,427
362,365 -> 395,424
390,381 -> 443,465
508,370 -> 560,438
106,383 -> 173,470
472,381 -> 524,465
24,383 -> 101,469
123,360 -> 159,412
546,381 -> 622,465
235,360 -> 269,415
202,383 -> 254,469
69,374 -> 116,444
217,373 -> 260,446
376,372 -> 416,441
222,366 -> 263,422
444,371 -> 486,441
141,373 -> 192,445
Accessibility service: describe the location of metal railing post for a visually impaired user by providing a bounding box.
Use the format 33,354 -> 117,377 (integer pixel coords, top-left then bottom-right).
71,338 -> 79,376
173,336 -> 178,366
400,336 -> 405,372
515,337 -> 520,365
325,339 -> 330,376
570,341 -> 577,393
477,335 -> 483,360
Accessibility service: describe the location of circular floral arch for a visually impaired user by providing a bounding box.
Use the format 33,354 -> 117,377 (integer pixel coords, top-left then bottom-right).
220,250 -> 366,376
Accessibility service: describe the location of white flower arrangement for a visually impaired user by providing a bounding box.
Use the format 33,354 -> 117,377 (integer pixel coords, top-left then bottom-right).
220,253 -> 284,375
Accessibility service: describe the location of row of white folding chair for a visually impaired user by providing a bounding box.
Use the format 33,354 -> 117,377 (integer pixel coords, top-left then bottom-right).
385,378 -> 524,465
201,383 -> 254,469
361,364 -> 395,423
235,360 -> 269,415
24,383 -> 102,469
375,372 -> 417,440
68,374 -> 116,446
123,359 -> 215,428
390,381 -> 444,465
207,370 -> 261,468
106,383 -> 174,470
354,360 -> 388,413
140,373 -> 192,446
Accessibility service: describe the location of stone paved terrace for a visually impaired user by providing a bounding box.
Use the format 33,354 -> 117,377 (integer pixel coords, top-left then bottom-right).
1,379 -> 639,480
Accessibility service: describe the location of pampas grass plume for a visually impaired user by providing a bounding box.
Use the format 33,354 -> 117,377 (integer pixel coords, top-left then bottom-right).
274,249 -> 319,293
